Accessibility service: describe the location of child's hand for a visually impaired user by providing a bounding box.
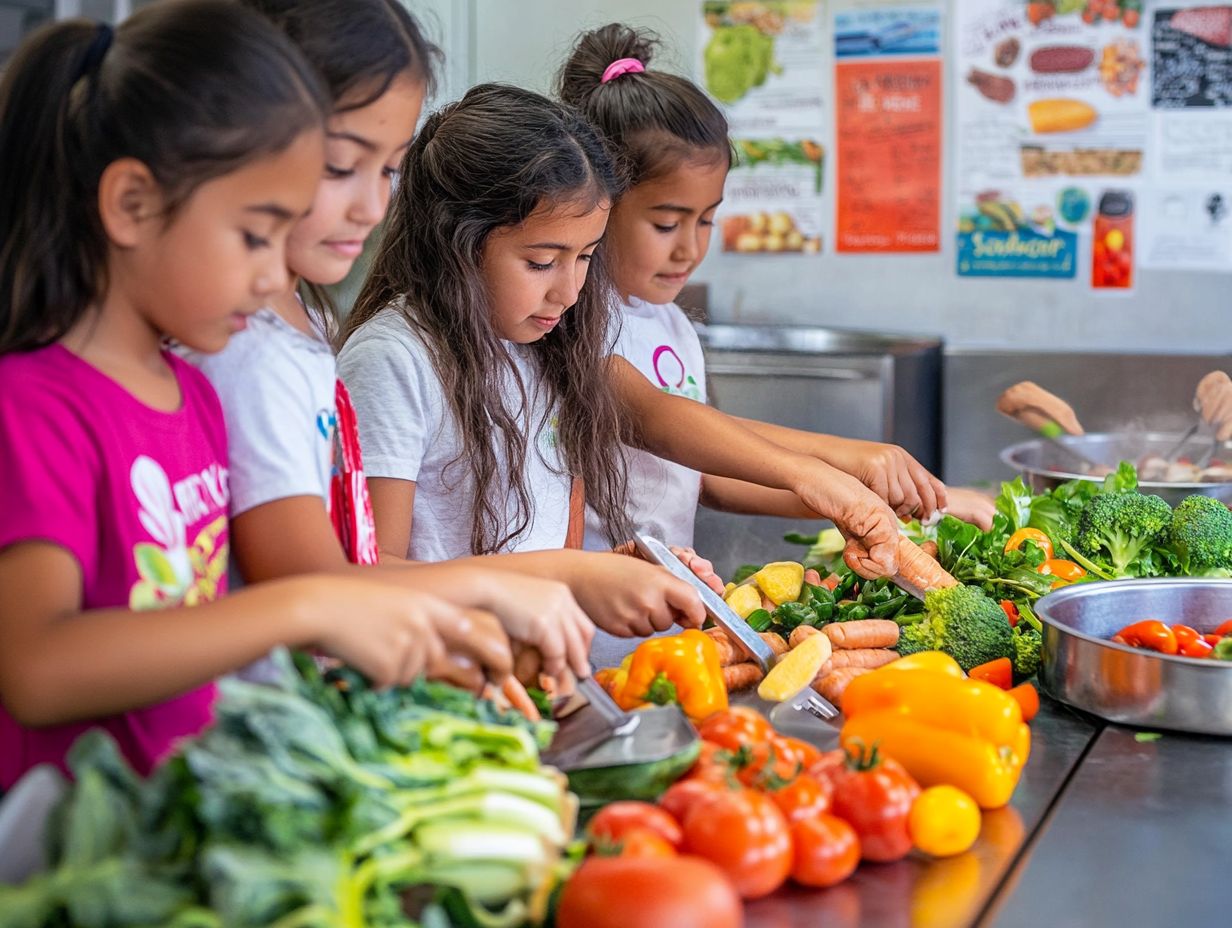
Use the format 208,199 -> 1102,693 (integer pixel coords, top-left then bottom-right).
427,608 -> 514,692
611,541 -> 725,595
306,579 -> 454,688
792,465 -> 901,579
942,488 -> 996,531
572,552 -> 706,637
1195,371 -> 1232,442
996,381 -> 1085,435
476,573 -> 595,680
824,439 -> 946,521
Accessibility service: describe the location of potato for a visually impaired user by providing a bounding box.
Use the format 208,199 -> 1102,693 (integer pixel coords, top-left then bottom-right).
767,211 -> 794,235
752,561 -> 806,605
735,232 -> 765,252
747,211 -> 769,233
763,233 -> 786,252
724,584 -> 764,619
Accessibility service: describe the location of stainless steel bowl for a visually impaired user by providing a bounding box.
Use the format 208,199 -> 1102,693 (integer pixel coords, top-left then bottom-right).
1000,431 -> 1232,507
1036,579 -> 1232,735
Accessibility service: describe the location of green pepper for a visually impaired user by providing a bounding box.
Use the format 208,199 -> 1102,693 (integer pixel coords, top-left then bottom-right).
745,609 -> 774,633
839,604 -> 872,622
834,571 -> 859,599
772,601 -> 815,630
871,594 -> 910,619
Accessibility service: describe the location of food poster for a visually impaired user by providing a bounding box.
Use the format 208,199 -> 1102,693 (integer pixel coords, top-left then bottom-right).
954,0 -> 1150,280
1139,3 -> 1232,271
701,0 -> 826,254
833,6 -> 943,253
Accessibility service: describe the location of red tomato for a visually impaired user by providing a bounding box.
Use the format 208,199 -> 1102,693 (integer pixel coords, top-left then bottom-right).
659,778 -> 730,825
1214,619 -> 1232,638
683,788 -> 793,899
807,749 -> 848,787
829,746 -> 921,863
696,707 -> 774,752
557,855 -> 742,928
769,773 -> 833,823
790,814 -> 861,888
615,827 -> 677,858
734,740 -> 801,788
773,735 -> 822,770
587,801 -> 683,850
684,740 -> 732,783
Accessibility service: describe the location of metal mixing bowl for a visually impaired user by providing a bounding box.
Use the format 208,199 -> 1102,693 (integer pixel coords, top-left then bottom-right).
1000,431 -> 1232,507
1036,579 -> 1232,735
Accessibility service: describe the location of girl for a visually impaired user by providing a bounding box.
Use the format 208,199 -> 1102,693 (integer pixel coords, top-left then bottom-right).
186,1 -> 698,675
558,23 -> 995,547
0,1 -> 491,790
338,84 -> 902,618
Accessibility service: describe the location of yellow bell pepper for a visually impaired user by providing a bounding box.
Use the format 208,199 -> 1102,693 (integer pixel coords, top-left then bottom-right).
594,655 -> 632,700
880,650 -> 964,678
840,664 -> 1030,809
614,629 -> 728,721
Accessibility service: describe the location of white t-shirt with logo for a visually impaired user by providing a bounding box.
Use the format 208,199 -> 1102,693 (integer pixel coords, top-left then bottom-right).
184,308 -> 337,518
584,296 -> 707,551
336,306 -> 571,561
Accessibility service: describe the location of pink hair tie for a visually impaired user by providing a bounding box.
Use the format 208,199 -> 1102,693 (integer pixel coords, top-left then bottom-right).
601,58 -> 645,84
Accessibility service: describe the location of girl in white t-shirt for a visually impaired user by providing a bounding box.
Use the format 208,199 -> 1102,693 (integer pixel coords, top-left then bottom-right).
560,24 -> 996,555
339,83 -> 920,665
186,0 -> 618,684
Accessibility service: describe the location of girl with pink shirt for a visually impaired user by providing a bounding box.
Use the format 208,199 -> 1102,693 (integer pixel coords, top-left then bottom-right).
0,1 -> 491,790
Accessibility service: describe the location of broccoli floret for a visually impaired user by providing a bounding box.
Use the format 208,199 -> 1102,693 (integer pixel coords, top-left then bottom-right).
899,585 -> 1014,672
1013,627 -> 1041,679
1074,492 -> 1172,577
1169,495 -> 1232,575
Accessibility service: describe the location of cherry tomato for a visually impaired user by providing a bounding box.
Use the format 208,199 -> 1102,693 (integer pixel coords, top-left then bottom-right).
683,787 -> 793,899
829,743 -> 921,863
1173,625 -> 1214,658
734,740 -> 803,788
557,855 -> 742,928
1037,559 -> 1086,583
1005,528 -> 1054,560
659,778 -> 730,825
773,735 -> 822,771
1111,620 -> 1178,654
696,707 -> 773,753
615,827 -> 677,858
587,801 -> 683,850
790,813 -> 861,888
684,740 -> 732,783
768,773 -> 833,823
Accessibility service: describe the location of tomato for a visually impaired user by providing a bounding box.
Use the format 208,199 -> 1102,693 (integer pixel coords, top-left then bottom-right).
587,801 -> 684,850
790,814 -> 861,888
909,786 -> 981,857
659,778 -> 730,825
1037,559 -> 1086,583
807,749 -> 848,787
1214,619 -> 1232,638
696,707 -> 773,752
557,855 -> 742,928
829,744 -> 920,863
773,735 -> 822,770
769,773 -> 833,823
685,740 -> 732,783
734,740 -> 803,788
1173,625 -> 1214,658
1005,528 -> 1054,560
683,787 -> 793,899
615,827 -> 677,858
999,599 -> 1020,628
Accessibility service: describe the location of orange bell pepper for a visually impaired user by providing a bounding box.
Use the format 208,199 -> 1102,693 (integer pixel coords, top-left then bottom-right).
614,629 -> 728,721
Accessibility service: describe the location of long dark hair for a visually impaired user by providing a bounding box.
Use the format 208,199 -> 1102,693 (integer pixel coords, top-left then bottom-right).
342,83 -> 631,553
557,22 -> 731,184
0,0 -> 327,355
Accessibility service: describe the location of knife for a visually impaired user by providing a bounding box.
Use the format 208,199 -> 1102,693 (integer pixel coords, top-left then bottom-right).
633,534 -> 778,673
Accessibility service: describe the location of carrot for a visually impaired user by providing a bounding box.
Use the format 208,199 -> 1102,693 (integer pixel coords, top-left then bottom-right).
789,625 -> 821,649
722,663 -> 764,693
919,540 -> 939,561
896,536 -> 959,594
804,568 -> 822,587
502,675 -> 542,722
823,619 -> 900,650
816,648 -> 900,680
760,631 -> 790,657
1007,682 -> 1040,722
704,627 -> 742,666
813,667 -> 871,708
969,657 -> 1013,690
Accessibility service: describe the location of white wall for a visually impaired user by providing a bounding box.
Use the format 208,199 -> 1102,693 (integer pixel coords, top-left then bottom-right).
452,0 -> 1228,354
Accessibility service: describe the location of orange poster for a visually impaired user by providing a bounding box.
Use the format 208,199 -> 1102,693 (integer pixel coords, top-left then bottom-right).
835,58 -> 942,253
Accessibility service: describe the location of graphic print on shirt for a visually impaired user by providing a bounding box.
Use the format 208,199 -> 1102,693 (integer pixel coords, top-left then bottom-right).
651,345 -> 701,401
127,455 -> 229,610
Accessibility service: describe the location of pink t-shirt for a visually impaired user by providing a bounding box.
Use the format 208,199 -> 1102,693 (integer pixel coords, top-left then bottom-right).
0,345 -> 229,789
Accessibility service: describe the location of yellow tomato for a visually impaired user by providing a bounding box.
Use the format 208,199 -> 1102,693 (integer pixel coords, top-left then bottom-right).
909,786 -> 981,857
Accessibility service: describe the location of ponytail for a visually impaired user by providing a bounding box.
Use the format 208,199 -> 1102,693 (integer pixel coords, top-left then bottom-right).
557,23 -> 730,184
0,0 -> 328,354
